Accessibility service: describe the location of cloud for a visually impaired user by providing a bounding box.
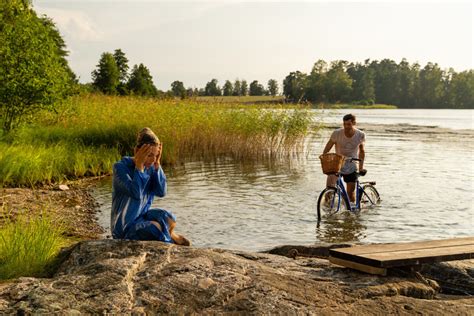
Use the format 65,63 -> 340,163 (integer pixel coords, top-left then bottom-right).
35,5 -> 103,41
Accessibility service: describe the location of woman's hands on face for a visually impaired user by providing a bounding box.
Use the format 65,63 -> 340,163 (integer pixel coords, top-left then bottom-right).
154,143 -> 163,170
134,144 -> 152,171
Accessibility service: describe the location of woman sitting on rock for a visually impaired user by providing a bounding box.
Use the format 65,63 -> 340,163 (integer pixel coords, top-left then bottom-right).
110,127 -> 190,246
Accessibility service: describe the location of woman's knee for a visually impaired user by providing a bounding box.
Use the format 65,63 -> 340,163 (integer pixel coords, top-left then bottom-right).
150,220 -> 162,232
145,208 -> 176,222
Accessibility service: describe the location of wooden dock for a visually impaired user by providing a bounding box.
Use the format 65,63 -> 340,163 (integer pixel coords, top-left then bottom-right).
329,237 -> 474,275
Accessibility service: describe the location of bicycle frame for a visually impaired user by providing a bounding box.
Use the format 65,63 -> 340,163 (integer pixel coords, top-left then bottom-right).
323,156 -> 379,215
335,175 -> 354,212
332,174 -> 370,213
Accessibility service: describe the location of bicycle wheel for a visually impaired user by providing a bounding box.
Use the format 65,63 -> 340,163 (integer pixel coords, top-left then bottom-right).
360,184 -> 380,208
317,187 -> 348,220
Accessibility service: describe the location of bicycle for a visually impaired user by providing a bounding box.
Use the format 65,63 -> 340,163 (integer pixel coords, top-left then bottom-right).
317,157 -> 380,221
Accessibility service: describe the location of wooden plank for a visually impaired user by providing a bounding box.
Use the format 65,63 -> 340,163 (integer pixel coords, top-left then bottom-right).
329,237 -> 474,268
366,245 -> 474,268
332,237 -> 474,256
329,256 -> 387,276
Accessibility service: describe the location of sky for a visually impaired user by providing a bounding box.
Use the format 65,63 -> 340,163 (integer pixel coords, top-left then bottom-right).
33,0 -> 473,91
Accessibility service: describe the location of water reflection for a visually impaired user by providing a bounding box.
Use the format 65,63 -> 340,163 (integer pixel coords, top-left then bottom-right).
316,214 -> 367,243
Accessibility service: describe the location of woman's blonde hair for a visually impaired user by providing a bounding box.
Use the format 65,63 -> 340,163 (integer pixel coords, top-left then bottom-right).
136,127 -> 160,149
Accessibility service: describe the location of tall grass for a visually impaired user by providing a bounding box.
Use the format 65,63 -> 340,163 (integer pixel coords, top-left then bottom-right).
316,103 -> 397,109
0,211 -> 65,279
1,94 -> 313,186
195,95 -> 285,103
0,142 -> 119,186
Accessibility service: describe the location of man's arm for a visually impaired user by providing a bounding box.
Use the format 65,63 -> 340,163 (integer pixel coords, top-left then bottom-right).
322,139 -> 335,154
359,143 -> 365,170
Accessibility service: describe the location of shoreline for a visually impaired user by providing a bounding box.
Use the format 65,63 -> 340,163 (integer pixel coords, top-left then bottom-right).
1,121 -> 472,247
1,176 -> 473,313
1,177 -> 106,241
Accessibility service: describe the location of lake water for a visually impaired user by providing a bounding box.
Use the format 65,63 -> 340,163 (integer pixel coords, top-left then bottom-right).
93,109 -> 474,251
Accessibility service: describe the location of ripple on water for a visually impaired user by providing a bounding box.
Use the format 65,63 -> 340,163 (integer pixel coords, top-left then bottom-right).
93,117 -> 473,251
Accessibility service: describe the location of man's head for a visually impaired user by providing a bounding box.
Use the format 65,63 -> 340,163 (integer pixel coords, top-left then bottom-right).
343,113 -> 356,132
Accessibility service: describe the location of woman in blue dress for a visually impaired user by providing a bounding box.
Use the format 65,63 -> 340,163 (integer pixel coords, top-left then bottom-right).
110,127 -> 190,246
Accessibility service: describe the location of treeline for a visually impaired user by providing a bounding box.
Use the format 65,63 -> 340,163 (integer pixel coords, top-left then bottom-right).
89,49 -> 280,98
283,59 -> 474,108
171,78 -> 279,98
90,51 -> 473,108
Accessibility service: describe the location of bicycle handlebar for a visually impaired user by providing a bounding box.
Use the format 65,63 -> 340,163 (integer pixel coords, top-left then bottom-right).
344,157 -> 367,176
346,157 -> 362,162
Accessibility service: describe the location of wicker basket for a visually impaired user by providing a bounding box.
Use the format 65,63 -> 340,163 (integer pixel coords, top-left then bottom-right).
319,153 -> 345,175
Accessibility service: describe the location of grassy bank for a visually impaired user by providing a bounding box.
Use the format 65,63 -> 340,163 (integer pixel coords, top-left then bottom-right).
195,95 -> 285,103
316,103 -> 397,109
0,211 -> 66,280
0,94 -> 313,187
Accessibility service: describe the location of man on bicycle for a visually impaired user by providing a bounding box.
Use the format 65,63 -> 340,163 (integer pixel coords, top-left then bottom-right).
322,113 -> 366,203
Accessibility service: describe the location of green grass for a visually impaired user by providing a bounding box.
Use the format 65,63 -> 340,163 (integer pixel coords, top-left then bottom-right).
316,103 -> 397,109
195,95 -> 285,103
0,142 -> 119,186
0,94 -> 313,186
0,211 -> 66,279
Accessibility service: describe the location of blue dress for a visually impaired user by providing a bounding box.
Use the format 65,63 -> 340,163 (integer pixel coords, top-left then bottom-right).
111,156 -> 176,243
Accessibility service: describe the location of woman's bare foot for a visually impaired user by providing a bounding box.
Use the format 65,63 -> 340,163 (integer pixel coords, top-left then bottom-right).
171,232 -> 191,246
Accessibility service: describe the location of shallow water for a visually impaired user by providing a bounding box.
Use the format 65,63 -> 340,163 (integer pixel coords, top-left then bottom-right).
93,109 -> 474,251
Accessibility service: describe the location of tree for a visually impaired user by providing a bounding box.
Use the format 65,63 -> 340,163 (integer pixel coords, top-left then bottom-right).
370,59 -> 400,105
127,63 -> 158,96
416,62 -> 445,108
249,80 -> 265,96
240,80 -> 248,96
306,60 -> 328,103
113,49 -> 129,83
324,60 -> 352,103
113,49 -> 129,94
0,0 -> 74,132
233,80 -> 242,96
186,87 -> 197,98
346,60 -> 375,104
446,70 -> 474,109
267,79 -> 279,96
397,59 -> 417,108
283,71 -> 307,102
204,79 -> 222,96
171,81 -> 186,99
40,16 -> 77,84
223,80 -> 233,96
91,53 -> 120,94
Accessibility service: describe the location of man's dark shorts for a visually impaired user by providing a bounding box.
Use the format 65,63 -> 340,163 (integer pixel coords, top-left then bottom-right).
342,172 -> 358,183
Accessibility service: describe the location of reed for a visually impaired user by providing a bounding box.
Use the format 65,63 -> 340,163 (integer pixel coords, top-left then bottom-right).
1,94 -> 313,186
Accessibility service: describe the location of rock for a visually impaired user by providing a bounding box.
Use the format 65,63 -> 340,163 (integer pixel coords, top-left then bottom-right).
0,240 -> 472,314
58,184 -> 69,191
265,243 -> 354,258
420,259 -> 474,295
